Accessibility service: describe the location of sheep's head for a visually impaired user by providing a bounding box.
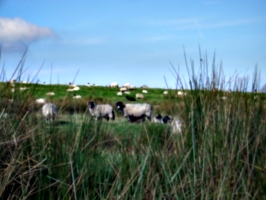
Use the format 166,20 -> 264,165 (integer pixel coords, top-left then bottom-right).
155,114 -> 162,120
88,101 -> 96,109
162,116 -> 173,124
115,101 -> 125,112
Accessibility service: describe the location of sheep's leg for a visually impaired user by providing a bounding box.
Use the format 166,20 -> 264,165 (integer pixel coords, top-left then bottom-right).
105,115 -> 109,121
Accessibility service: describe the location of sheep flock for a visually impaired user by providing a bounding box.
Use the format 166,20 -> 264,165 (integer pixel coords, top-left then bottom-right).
3,81 -> 186,133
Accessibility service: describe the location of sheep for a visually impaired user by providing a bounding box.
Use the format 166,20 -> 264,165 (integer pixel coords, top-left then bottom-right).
177,91 -> 186,96
72,86 -> 80,91
163,91 -> 168,95
46,92 -> 55,96
120,87 -> 127,92
36,98 -> 46,104
110,82 -> 119,88
136,93 -> 144,99
154,114 -> 183,134
123,83 -> 131,89
115,101 -> 152,121
73,94 -> 82,99
117,91 -> 123,96
88,101 -> 115,121
142,90 -> 148,94
42,103 -> 58,122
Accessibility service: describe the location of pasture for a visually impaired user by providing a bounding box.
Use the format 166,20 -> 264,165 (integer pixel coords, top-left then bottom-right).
1,65 -> 266,199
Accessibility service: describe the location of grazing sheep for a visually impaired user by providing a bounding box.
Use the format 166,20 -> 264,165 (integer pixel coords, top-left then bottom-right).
136,93 -> 144,99
116,101 -> 152,121
42,103 -> 58,122
36,98 -> 46,104
88,101 -> 115,121
127,114 -> 146,123
46,92 -> 55,96
126,95 -> 136,101
128,85 -> 136,90
154,114 -> 183,134
120,87 -> 127,92
73,94 -> 82,99
110,82 -> 119,88
142,90 -> 148,94
117,91 -> 123,96
163,91 -> 168,95
72,86 -> 80,91
123,83 -> 131,89
177,91 -> 186,96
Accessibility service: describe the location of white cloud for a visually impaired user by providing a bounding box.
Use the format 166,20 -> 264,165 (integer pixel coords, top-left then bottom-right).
0,17 -> 55,51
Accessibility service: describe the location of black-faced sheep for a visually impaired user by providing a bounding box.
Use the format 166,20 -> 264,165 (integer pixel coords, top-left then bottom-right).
115,101 -> 152,121
154,114 -> 183,134
88,101 -> 115,121
42,103 -> 58,122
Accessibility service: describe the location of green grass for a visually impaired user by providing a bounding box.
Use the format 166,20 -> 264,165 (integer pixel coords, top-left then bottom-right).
1,50 -> 266,199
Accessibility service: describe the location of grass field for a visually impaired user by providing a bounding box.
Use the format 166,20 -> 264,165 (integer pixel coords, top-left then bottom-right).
1,53 -> 266,199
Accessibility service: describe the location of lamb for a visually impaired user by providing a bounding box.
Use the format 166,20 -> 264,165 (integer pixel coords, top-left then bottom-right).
42,103 -> 58,122
116,101 -> 152,121
88,101 -> 115,121
136,93 -> 144,99
154,114 -> 183,134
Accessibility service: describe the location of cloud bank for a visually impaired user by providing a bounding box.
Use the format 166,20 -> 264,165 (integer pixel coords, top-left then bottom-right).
0,17 -> 55,51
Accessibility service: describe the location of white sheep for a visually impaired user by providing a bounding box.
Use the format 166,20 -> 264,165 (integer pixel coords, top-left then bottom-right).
123,83 -> 131,89
88,101 -> 115,121
46,92 -> 55,96
163,91 -> 168,95
116,101 -> 152,121
120,87 -> 127,92
136,93 -> 144,99
110,82 -> 119,88
36,98 -> 46,104
73,94 -> 82,99
142,90 -> 148,93
42,103 -> 58,122
117,91 -> 123,96
177,91 -> 186,96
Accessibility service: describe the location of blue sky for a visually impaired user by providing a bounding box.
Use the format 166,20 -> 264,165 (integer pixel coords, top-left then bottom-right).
0,1 -> 265,90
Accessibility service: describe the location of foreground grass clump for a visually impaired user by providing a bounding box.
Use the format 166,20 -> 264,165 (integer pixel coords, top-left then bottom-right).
1,50 -> 266,199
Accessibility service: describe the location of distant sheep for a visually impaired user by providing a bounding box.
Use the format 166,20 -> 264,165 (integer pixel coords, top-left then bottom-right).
136,93 -> 144,99
177,91 -> 186,96
163,91 -> 168,95
120,87 -> 127,92
110,82 -> 119,88
46,92 -> 55,96
36,98 -> 46,104
123,83 -> 131,88
116,101 -> 152,121
142,90 -> 148,94
88,101 -> 115,121
117,91 -> 123,96
42,103 -> 58,122
73,94 -> 82,99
